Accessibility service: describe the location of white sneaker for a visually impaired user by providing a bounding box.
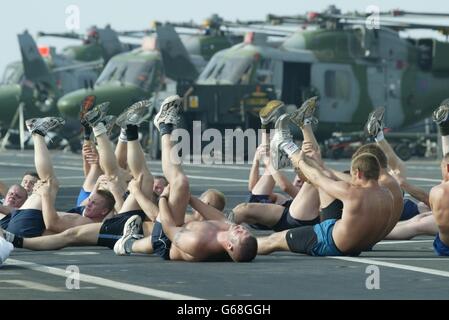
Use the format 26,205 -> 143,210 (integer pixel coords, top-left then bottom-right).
0,237 -> 14,265
270,114 -> 293,170
25,117 -> 65,135
153,95 -> 182,131
113,215 -> 143,256
116,100 -> 151,128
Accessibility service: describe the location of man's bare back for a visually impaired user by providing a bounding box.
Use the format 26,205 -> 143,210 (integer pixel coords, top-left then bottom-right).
333,184 -> 394,254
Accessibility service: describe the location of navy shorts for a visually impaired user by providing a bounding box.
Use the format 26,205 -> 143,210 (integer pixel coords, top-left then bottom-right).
97,210 -> 146,249
151,221 -> 172,260
3,209 -> 45,237
433,234 -> 449,256
400,199 -> 420,221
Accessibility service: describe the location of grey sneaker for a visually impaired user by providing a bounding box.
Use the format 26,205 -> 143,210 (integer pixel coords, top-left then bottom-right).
82,102 -> 110,127
116,100 -> 151,128
290,96 -> 319,129
153,95 -> 182,131
432,99 -> 449,125
103,115 -> 117,135
25,117 -> 65,135
113,215 -> 143,256
259,100 -> 284,126
270,114 -> 293,170
365,107 -> 385,138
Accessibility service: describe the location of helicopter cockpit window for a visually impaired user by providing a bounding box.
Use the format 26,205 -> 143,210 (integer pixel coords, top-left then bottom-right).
325,70 -> 350,100
198,55 -> 255,84
255,58 -> 273,84
1,64 -> 24,85
96,59 -> 155,89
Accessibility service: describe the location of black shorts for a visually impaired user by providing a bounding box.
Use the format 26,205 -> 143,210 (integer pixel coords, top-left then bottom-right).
97,210 -> 146,249
247,193 -> 273,204
272,207 -> 320,232
151,221 -> 172,260
320,200 -> 343,221
3,209 -> 45,237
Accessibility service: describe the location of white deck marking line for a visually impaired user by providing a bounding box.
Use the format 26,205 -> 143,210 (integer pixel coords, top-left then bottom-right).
329,256 -> 449,279
376,240 -> 433,245
5,259 -> 201,300
369,258 -> 449,261
0,279 -> 64,292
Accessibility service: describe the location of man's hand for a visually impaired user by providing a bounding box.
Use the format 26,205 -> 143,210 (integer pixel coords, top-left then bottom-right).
390,169 -> 406,186
84,145 -> 99,165
254,144 -> 269,162
33,179 -> 56,198
128,174 -> 144,195
160,184 -> 170,199
301,142 -> 323,166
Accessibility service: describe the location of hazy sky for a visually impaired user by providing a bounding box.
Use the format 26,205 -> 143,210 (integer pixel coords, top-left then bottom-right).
1,0 -> 449,74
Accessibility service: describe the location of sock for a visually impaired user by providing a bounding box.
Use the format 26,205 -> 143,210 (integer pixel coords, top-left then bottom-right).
92,122 -> 107,137
126,125 -> 139,141
440,125 -> 449,136
33,131 -> 45,137
281,141 -> 300,157
119,128 -> 128,143
83,125 -> 93,141
124,237 -> 137,254
3,231 -> 23,248
261,123 -> 274,130
374,130 -> 385,142
160,123 -> 174,136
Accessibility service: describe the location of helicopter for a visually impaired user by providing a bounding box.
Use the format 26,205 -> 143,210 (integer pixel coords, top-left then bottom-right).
55,16 -> 250,128
0,26 -> 131,133
167,6 -> 449,142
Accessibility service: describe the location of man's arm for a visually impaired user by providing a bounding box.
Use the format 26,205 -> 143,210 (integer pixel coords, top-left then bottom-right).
270,168 -> 299,198
189,196 -> 225,221
128,176 -> 158,221
0,205 -> 13,215
248,149 -> 262,191
294,152 -> 351,201
391,170 -> 430,206
159,197 -> 200,257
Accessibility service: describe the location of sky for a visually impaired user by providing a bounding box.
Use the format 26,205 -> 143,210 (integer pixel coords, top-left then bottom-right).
1,0 -> 449,74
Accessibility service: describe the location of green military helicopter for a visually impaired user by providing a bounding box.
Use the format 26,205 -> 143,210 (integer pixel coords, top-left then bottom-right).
56,17 -> 248,127
0,26 -> 129,133
172,6 -> 449,140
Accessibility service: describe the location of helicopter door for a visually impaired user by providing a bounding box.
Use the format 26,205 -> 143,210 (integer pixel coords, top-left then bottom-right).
311,63 -> 358,124
281,62 -> 310,105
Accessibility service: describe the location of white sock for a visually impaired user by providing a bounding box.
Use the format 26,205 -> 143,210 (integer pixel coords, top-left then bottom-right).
282,141 -> 300,156
93,123 -> 107,137
119,128 -> 128,143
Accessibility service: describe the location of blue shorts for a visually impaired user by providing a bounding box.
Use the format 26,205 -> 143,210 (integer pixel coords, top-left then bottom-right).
399,199 -> 420,221
151,221 -> 172,260
247,193 -> 273,204
76,188 -> 91,207
433,234 -> 449,256
4,209 -> 45,237
310,219 -> 344,256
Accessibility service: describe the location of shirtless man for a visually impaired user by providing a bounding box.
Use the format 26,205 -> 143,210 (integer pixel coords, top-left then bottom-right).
256,107 -> 394,256
428,100 -> 449,255
232,98 -> 322,231
0,101 -> 155,250
114,95 -> 257,261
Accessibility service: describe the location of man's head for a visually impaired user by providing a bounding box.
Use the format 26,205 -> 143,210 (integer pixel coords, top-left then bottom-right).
21,172 -> 39,194
4,184 -> 27,208
440,153 -> 449,182
224,224 -> 258,262
352,144 -> 388,169
192,189 -> 226,221
153,176 -> 168,197
83,190 -> 115,219
350,153 -> 380,184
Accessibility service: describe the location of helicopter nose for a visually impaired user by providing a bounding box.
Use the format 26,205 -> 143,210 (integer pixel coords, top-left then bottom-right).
57,91 -> 89,118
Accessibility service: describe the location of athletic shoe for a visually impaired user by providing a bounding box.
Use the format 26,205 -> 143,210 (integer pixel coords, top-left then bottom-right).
82,102 -> 110,127
259,100 -> 284,126
153,95 -> 182,131
25,117 -> 65,135
113,215 -> 143,256
0,235 -> 14,266
270,114 -> 293,170
103,115 -> 117,135
432,99 -> 449,125
289,96 -> 318,129
116,100 -> 151,128
365,106 -> 385,138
